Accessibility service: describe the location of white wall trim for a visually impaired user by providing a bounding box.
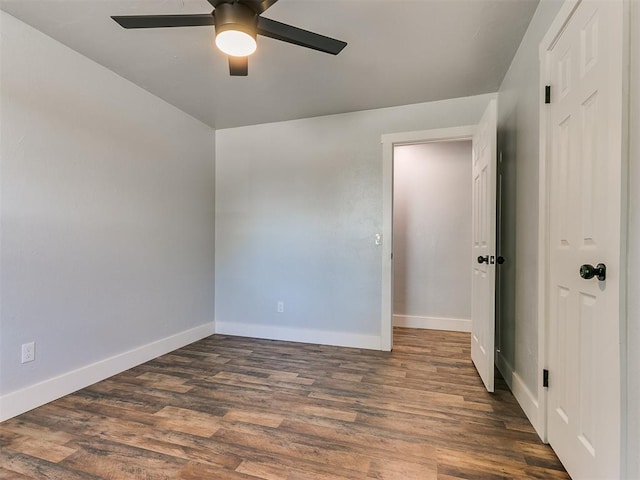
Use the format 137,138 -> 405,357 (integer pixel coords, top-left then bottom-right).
215,321 -> 382,351
512,371 -> 543,440
495,351 -> 514,390
536,12 -> 552,444
493,353 -> 544,440
626,2 -> 640,478
492,349 -> 545,439
381,139 -> 395,352
536,2 -> 581,444
380,125 -> 477,352
0,322 -> 214,422
381,125 -> 478,146
393,315 -> 471,333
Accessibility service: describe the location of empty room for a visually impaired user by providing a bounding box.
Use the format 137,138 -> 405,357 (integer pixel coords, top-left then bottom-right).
1,0 -> 638,479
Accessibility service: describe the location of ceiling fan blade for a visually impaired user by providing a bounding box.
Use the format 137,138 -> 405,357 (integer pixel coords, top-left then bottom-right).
257,17 -> 346,55
229,56 -> 249,76
112,14 -> 215,29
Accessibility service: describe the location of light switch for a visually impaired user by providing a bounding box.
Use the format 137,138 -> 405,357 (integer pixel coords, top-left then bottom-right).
375,234 -> 382,246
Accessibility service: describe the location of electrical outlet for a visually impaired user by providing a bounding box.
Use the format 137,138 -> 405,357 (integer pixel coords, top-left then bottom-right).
21,342 -> 35,363
277,301 -> 284,313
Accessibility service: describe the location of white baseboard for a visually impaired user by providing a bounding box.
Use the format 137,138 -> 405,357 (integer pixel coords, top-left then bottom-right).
215,321 -> 382,350
0,322 -> 215,422
495,351 -> 514,390
496,353 -> 544,439
511,371 -> 544,439
494,353 -> 544,440
393,315 -> 471,332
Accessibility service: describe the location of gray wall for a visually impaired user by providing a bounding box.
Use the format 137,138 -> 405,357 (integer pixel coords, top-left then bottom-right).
393,141 -> 472,321
215,94 -> 495,344
0,13 -> 216,396
496,0 -> 564,395
627,1 -> 639,477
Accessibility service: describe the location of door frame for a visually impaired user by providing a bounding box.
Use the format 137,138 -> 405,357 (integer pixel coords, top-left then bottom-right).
537,0 -> 631,467
380,125 -> 477,351
536,0 -> 580,444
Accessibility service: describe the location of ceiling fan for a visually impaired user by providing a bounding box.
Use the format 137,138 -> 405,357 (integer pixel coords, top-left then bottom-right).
111,0 -> 347,76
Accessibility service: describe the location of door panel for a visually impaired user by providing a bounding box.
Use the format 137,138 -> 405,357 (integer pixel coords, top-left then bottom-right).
471,99 -> 497,393
545,1 -> 623,478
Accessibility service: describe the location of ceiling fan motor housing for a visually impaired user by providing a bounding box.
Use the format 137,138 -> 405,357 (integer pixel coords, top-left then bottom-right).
214,3 -> 258,38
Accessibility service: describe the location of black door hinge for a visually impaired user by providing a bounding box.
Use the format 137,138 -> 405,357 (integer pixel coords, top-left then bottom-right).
543,369 -> 549,388
545,86 -> 551,104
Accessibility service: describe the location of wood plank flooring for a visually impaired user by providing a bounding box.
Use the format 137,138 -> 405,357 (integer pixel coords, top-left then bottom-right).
0,328 -> 570,479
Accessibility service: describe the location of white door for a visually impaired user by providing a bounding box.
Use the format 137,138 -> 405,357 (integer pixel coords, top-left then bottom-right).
471,99 -> 497,393
545,1 -> 623,478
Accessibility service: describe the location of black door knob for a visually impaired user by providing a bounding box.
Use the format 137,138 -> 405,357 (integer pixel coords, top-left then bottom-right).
497,256 -> 505,265
477,255 -> 489,264
579,263 -> 606,281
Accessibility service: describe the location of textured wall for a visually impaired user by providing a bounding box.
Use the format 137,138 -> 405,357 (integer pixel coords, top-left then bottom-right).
0,13 -> 215,397
215,94 -> 495,345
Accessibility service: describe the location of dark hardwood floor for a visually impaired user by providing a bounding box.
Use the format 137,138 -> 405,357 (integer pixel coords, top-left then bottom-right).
0,328 -> 569,479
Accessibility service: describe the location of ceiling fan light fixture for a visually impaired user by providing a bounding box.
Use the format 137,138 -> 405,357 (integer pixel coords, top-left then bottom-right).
215,29 -> 257,56
214,2 -> 258,56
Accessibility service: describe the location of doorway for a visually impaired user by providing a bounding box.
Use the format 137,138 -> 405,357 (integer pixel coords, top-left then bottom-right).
380,126 -> 476,352
392,140 -> 473,334
381,100 -> 498,393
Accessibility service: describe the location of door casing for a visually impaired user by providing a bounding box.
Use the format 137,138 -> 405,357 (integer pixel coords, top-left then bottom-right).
380,125 -> 477,351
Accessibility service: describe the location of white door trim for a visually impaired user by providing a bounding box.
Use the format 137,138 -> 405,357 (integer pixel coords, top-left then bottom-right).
537,0 -> 582,443
380,125 -> 477,351
538,0 -> 631,469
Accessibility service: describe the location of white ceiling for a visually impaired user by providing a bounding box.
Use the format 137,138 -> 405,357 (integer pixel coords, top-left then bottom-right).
0,0 -> 539,129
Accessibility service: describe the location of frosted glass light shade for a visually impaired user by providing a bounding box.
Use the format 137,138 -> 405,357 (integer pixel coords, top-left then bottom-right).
215,30 -> 257,56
